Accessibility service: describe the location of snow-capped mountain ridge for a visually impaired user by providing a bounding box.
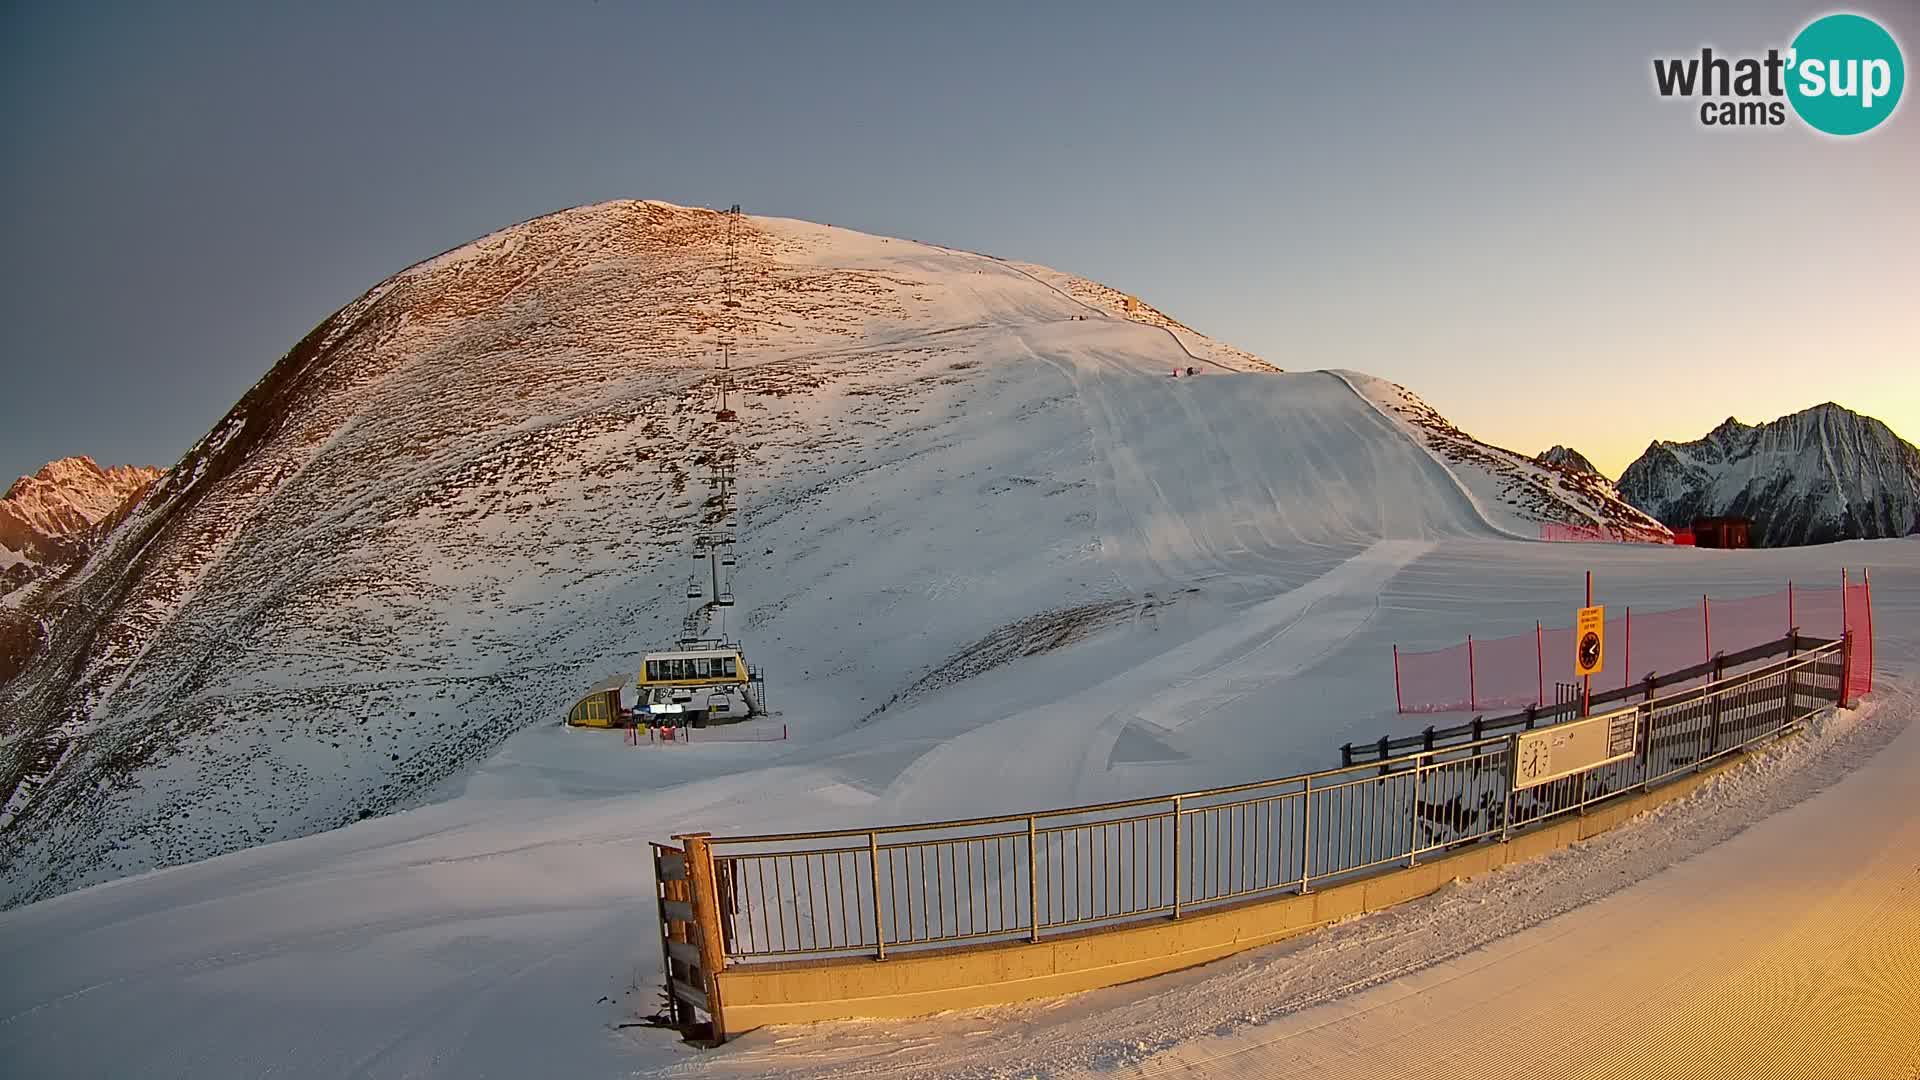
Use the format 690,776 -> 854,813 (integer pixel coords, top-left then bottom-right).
2,199 -> 1659,906
1618,403 -> 1920,546
1,456 -> 161,602
1,457 -> 160,566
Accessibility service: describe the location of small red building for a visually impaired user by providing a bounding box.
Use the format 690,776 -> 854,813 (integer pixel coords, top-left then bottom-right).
1690,516 -> 1753,549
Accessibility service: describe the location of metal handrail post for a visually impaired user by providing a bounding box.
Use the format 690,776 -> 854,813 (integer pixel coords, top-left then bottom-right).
1501,737 -> 1516,841
1027,815 -> 1040,943
868,831 -> 886,960
1299,777 -> 1313,893
1172,796 -> 1184,918
1407,757 -> 1421,867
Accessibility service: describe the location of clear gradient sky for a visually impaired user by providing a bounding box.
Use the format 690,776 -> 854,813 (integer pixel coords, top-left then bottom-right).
2,2 -> 1914,483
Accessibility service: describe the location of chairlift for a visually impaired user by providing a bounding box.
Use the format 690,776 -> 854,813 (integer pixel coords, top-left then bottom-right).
716,592 -> 735,608
685,584 -> 703,599
721,552 -> 737,567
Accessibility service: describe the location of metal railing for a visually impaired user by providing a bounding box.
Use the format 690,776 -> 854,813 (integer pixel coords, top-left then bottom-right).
689,635 -> 1850,967
1351,631 -> 1826,764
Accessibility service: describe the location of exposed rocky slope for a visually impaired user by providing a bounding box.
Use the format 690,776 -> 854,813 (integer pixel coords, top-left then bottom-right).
1536,445 -> 1600,477
1340,376 -> 1670,541
1618,404 -> 1920,546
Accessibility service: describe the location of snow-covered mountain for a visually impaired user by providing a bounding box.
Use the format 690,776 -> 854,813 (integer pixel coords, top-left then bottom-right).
1618,404 -> 1920,546
1536,445 -> 1600,477
0,200 -> 1659,906
0,457 -> 161,594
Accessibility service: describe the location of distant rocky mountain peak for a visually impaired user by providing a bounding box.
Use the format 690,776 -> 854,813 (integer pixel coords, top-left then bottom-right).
1535,445 -> 1601,477
1618,404 -> 1920,546
1,456 -> 163,592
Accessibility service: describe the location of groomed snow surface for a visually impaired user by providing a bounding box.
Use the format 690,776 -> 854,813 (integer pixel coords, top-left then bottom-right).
0,205 -> 1912,1075
5,202 -> 1685,911
3,533 -> 1913,1077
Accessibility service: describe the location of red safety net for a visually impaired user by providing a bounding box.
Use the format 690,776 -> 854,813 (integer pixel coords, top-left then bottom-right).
1796,584 -> 1843,640
1394,579 -> 1876,714
1706,591 -> 1792,657
1846,579 -> 1873,698
1472,631 -> 1547,711
1395,640 -> 1472,714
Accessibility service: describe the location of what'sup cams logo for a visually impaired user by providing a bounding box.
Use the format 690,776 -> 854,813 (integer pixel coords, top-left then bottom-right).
1654,12 -> 1904,134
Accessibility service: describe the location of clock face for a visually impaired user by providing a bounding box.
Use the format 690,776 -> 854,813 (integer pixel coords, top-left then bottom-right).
1521,741 -> 1550,780
1579,631 -> 1602,671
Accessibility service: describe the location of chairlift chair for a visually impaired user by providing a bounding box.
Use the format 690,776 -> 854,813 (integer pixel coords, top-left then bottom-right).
715,409 -> 738,422
685,584 -> 703,599
716,592 -> 735,607
721,552 -> 737,567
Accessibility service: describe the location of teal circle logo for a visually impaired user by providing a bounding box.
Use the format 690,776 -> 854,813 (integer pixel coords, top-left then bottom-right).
1787,14 -> 1905,135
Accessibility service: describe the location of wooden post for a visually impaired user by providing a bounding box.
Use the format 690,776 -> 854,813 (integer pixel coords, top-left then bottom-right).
1468,635 -> 1478,712
1393,645 -> 1404,714
1702,594 -> 1712,668
677,833 -> 729,1041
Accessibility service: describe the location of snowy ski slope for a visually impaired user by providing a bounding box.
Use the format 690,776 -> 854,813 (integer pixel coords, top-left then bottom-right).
0,540 -> 1909,1079
2,201 -> 1905,1077
1,201 -> 1641,907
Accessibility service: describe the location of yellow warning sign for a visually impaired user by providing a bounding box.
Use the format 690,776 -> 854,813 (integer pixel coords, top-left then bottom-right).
1575,604 -> 1605,677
